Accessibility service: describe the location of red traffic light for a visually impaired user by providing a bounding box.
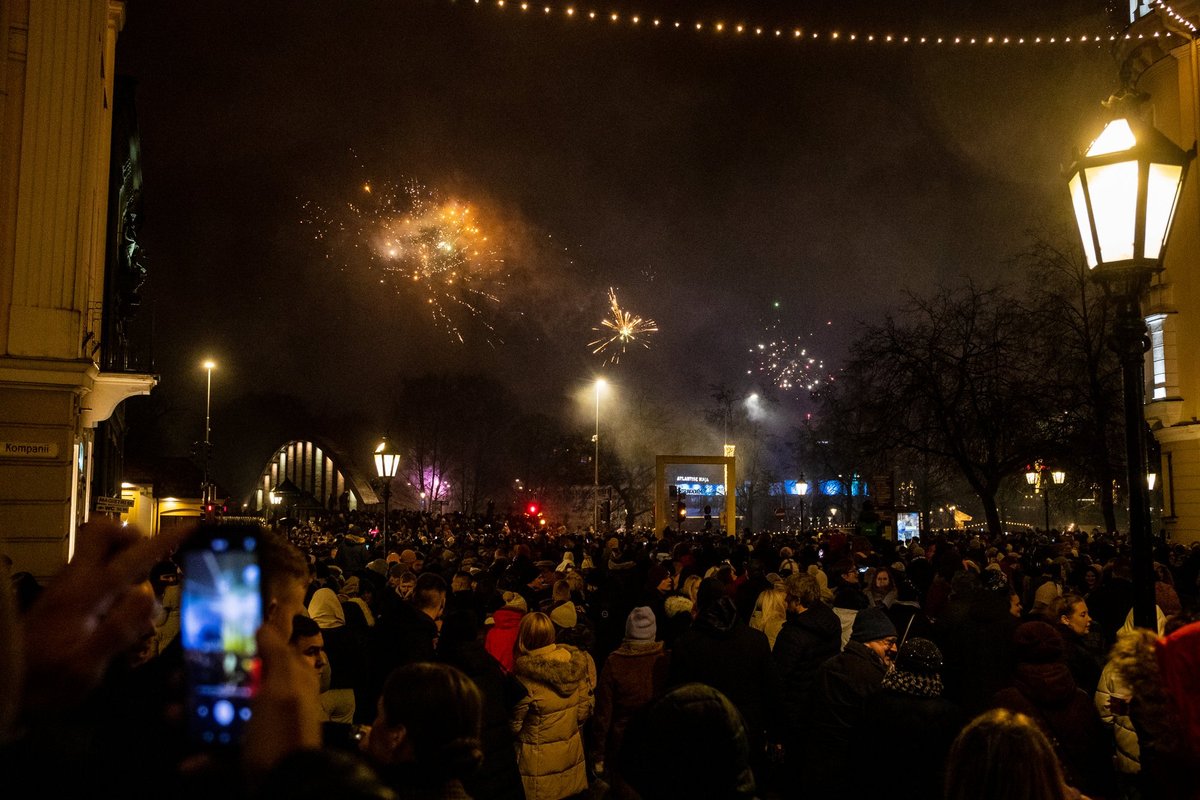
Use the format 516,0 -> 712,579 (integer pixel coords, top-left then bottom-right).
527,502 -> 540,516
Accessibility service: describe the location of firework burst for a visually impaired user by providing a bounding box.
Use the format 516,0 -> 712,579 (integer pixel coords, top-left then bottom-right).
748,320 -> 828,392
589,287 -> 658,365
302,178 -> 506,343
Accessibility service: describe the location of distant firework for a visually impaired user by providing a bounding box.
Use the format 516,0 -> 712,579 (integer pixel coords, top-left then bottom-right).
748,321 -> 828,391
302,178 -> 506,343
589,287 -> 658,365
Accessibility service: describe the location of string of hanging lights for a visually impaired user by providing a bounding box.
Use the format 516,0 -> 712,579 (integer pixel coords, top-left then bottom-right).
450,0 -> 1189,49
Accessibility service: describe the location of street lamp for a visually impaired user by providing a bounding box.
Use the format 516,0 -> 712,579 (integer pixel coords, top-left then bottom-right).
201,359 -> 216,513
797,475 -> 809,534
593,378 -> 607,531
374,437 -> 402,554
1066,93 -> 1193,629
1025,465 -> 1066,532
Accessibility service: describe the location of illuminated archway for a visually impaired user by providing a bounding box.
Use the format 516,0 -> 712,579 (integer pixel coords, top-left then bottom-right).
251,438 -> 379,514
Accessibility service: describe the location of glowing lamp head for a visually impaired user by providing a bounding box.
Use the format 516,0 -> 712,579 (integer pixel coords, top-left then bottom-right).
203,360 -> 216,371
1051,470 -> 1066,486
1066,101 -> 1193,278
374,437 -> 402,479
1025,470 -> 1039,486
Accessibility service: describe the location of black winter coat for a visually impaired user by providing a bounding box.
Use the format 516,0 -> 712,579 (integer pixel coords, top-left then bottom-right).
804,641 -> 889,795
669,596 -> 777,749
771,604 -> 841,736
858,689 -> 965,800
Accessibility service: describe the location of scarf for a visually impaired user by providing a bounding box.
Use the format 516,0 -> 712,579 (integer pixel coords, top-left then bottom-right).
881,668 -> 943,698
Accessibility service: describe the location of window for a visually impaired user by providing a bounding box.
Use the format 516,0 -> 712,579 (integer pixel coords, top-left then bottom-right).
1146,313 -> 1169,400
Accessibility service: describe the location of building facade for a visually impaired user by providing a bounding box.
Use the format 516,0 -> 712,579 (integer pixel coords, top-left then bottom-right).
0,1 -> 155,578
1121,2 -> 1200,544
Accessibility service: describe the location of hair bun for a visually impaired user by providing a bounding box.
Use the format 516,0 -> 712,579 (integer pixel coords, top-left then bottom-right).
436,736 -> 484,777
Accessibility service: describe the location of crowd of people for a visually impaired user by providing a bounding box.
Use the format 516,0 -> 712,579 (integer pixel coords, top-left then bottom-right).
4,509 -> 1200,800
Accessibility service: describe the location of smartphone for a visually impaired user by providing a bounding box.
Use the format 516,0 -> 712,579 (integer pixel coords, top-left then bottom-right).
179,524 -> 264,747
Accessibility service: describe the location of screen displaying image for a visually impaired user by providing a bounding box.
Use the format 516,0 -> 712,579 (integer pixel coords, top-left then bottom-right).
897,512 -> 921,542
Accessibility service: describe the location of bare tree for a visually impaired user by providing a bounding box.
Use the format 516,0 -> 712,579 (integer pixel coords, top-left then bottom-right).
835,280 -> 1057,536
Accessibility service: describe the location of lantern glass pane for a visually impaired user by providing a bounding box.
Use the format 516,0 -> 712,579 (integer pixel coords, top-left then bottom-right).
1086,119 -> 1137,157
1145,162 -> 1184,261
1085,160 -> 1139,263
374,452 -> 385,478
1069,173 -> 1098,268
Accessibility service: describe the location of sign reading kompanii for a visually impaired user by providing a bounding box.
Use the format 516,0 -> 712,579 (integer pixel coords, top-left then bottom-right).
0,441 -> 59,458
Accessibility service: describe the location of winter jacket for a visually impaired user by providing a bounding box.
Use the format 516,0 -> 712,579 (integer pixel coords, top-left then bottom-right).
771,604 -> 842,737
804,640 -> 890,795
511,643 -> 596,800
593,639 -> 669,767
991,661 -> 1115,798
934,592 -> 1019,714
1096,656 -> 1140,774
485,607 -> 525,673
858,689 -> 966,800
669,596 -> 778,749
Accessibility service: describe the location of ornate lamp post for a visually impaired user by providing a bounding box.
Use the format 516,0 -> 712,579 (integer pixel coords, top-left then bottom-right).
1025,464 -> 1066,532
374,437 -> 402,553
1065,94 -> 1193,629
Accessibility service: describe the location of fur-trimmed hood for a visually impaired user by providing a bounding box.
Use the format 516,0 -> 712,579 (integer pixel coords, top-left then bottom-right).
513,644 -> 590,697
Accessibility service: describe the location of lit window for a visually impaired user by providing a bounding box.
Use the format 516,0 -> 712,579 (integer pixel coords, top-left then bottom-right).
1146,313 -> 1169,400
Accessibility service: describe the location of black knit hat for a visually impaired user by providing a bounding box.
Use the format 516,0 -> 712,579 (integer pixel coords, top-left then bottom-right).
896,637 -> 943,676
850,607 -> 897,643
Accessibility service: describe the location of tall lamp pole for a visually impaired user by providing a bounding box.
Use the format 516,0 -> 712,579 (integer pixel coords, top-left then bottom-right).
1066,93 -> 1193,629
202,360 -> 216,513
374,437 -> 402,555
593,378 -> 606,531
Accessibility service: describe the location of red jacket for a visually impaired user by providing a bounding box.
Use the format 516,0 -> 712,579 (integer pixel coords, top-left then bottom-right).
485,607 -> 525,673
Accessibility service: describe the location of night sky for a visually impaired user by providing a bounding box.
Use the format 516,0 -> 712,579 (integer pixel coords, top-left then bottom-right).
115,0 -> 1121,493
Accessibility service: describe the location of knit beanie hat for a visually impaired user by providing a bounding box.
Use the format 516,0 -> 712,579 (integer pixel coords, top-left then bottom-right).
626,606 -> 657,640
883,637 -> 945,698
896,637 -> 943,676
550,601 -> 578,630
1013,620 -> 1066,664
501,590 -> 528,612
850,607 -> 897,643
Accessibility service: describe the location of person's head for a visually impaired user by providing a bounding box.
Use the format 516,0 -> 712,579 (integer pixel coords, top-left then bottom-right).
785,572 -> 820,613
552,579 -> 572,605
394,570 -> 417,600
850,607 -> 898,665
450,571 -> 472,593
1051,593 -> 1090,636
625,606 -> 657,641
757,586 -> 787,626
1081,564 -> 1102,591
517,611 -> 556,655
623,683 -> 756,800
872,566 -> 893,593
412,573 -> 447,619
289,613 -> 327,675
944,709 -> 1072,800
681,574 -> 702,604
364,662 -> 483,780
259,528 -> 311,639
1013,621 -> 1066,665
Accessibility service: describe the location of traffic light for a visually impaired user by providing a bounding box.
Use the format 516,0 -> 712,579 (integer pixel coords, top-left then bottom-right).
527,502 -> 540,516
676,500 -> 687,521
601,499 -> 611,522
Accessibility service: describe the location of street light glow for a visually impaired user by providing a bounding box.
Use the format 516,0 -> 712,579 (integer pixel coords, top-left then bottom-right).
203,359 -> 216,370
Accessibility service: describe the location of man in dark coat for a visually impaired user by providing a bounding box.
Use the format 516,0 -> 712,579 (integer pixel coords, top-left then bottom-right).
805,606 -> 898,796
771,571 -> 841,786
669,577 -> 778,762
858,638 -> 965,800
934,567 -> 1020,714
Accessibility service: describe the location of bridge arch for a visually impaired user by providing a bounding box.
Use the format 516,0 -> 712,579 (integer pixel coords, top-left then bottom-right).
251,438 -> 379,515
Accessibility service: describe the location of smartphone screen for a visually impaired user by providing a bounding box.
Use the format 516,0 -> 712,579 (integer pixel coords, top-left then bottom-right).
180,525 -> 263,747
